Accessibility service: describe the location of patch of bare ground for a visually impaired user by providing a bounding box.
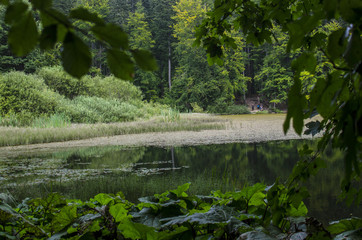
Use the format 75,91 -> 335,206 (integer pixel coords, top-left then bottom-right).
0,113 -> 321,158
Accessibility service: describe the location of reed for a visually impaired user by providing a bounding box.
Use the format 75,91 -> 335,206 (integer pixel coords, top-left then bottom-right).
0,114 -> 227,147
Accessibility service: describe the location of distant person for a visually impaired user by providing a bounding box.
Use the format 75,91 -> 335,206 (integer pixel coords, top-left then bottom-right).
252,105 -> 254,111
257,104 -> 260,110
260,105 -> 263,111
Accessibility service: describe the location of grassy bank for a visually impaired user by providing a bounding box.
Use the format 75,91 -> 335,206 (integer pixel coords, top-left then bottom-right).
0,114 -> 227,147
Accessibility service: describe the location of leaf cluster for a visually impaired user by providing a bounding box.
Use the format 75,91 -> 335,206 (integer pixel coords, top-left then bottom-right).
1,0 -> 158,79
1,183 -> 359,239
195,0 -> 362,203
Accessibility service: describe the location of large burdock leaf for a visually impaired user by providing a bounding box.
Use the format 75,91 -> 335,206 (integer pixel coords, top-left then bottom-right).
51,205 -> 77,232
238,230 -> 276,239
61,32 -> 92,78
328,217 -> 362,235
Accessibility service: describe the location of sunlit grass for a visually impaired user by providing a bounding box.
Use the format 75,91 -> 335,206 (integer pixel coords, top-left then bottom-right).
0,114 -> 227,147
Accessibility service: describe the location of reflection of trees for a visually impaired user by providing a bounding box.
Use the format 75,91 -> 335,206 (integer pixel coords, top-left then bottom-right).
303,148 -> 362,224
55,146 -> 146,169
174,140 -> 307,186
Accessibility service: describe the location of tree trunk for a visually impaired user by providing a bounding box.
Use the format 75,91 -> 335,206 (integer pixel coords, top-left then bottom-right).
168,39 -> 172,91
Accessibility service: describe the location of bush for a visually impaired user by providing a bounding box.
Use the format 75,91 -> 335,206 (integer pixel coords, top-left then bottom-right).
57,96 -> 144,123
90,75 -> 142,102
0,71 -> 62,117
38,67 -> 143,102
37,66 -> 92,99
208,102 -> 250,115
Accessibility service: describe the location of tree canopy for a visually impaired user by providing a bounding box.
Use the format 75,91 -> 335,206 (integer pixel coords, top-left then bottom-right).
195,0 -> 361,202
0,0 -> 157,79
1,0 -> 361,200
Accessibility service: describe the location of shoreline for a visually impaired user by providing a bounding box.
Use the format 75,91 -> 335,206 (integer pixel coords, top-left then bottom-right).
0,114 -> 321,158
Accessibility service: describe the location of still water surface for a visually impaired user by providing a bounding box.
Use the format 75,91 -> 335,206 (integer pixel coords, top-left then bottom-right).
0,140 -> 360,224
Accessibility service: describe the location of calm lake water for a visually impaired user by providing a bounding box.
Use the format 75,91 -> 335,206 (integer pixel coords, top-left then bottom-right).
0,140 -> 360,224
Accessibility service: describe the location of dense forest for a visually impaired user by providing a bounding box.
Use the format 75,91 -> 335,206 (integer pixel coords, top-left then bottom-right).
0,0 -> 342,113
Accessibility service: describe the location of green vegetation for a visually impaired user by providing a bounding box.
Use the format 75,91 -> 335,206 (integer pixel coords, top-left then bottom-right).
196,0 -> 361,206
1,183 -> 360,239
0,115 -> 226,147
0,0 -> 361,238
0,68 -> 167,127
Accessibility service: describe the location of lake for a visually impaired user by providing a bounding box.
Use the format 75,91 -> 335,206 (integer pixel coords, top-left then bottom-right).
0,140 -> 360,224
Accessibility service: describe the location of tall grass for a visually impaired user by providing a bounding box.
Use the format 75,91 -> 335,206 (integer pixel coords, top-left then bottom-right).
0,115 -> 227,147
31,114 -> 71,128
160,108 -> 180,122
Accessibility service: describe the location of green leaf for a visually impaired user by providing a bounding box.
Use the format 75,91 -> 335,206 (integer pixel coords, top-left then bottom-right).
109,203 -> 128,222
40,9 -> 71,27
283,78 -> 306,135
292,52 -> 317,74
344,29 -> 362,67
7,12 -> 39,56
163,205 -> 239,227
132,49 -> 158,71
328,217 -> 362,235
288,202 -> 308,217
339,0 -> 362,23
4,2 -> 28,25
93,193 -> 114,206
0,232 -> 16,240
316,73 -> 341,118
334,229 -> 362,240
31,0 -> 52,10
327,29 -> 347,61
51,205 -> 77,232
0,0 -> 9,5
323,0 -> 338,19
169,183 -> 191,198
92,23 -> 128,49
239,230 -> 276,240
118,218 -> 163,240
106,49 -> 134,80
61,32 -> 92,79
39,25 -> 58,50
70,7 -> 105,25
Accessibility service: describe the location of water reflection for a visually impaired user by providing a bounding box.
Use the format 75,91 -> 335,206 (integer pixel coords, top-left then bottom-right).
0,140 -> 360,224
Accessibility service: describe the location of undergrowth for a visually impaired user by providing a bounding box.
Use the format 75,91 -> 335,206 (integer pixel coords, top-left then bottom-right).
1,183 -> 359,239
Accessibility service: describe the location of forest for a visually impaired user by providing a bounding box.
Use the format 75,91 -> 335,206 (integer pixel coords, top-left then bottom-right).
0,0 -> 342,118
0,0 -> 361,239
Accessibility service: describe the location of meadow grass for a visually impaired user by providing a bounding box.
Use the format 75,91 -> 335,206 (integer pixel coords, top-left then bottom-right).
0,114 -> 227,147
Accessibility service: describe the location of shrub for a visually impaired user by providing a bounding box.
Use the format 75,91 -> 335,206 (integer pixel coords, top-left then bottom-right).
208,102 -> 250,115
38,67 -> 143,102
0,71 -> 62,117
190,102 -> 204,113
90,75 -> 143,102
37,66 -> 92,99
57,96 -> 143,123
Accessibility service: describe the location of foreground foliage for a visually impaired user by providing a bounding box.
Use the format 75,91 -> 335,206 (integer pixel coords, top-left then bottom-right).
196,0 -> 362,204
1,183 -> 360,240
